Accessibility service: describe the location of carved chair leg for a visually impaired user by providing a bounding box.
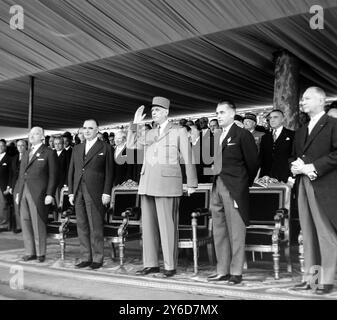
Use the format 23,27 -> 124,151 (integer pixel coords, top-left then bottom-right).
243,253 -> 248,270
272,230 -> 281,280
60,237 -> 65,261
119,236 -> 125,267
298,230 -> 305,281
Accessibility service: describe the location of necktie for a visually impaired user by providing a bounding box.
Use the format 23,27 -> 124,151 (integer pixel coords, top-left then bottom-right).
28,147 -> 34,161
219,129 -> 227,145
273,130 -> 277,142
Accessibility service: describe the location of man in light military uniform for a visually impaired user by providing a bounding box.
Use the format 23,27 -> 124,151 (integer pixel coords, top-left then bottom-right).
127,97 -> 198,277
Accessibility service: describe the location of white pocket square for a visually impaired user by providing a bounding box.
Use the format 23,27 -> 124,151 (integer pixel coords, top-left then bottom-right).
37,159 -> 45,161
228,143 -> 236,146
98,153 -> 104,156
286,137 -> 291,141
2,163 -> 7,166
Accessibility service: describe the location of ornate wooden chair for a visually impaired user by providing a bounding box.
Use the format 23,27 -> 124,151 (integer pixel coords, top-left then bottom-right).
103,180 -> 142,269
178,183 -> 215,274
245,183 -> 292,279
47,187 -> 77,260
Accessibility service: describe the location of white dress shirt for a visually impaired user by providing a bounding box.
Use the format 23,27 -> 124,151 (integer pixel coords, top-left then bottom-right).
0,152 -> 5,162
219,122 -> 234,145
272,126 -> 284,141
57,150 -> 63,157
85,137 -> 98,154
31,143 -> 43,155
308,111 -> 325,134
158,120 -> 169,136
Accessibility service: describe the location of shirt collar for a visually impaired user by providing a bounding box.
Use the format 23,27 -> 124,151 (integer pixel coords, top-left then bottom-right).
310,111 -> 325,123
158,120 -> 169,133
273,126 -> 283,136
222,122 -> 234,134
86,137 -> 98,146
31,143 -> 43,152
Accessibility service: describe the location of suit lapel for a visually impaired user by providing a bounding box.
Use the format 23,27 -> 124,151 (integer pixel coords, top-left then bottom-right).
84,140 -> 102,166
222,123 -> 237,151
303,115 -> 328,152
26,145 -> 45,170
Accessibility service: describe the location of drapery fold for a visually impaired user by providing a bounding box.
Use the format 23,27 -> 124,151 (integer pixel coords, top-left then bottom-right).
1,1 -> 337,129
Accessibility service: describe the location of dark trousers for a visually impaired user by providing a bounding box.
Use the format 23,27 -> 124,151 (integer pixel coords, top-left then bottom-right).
0,191 -> 10,227
20,184 -> 47,256
75,182 -> 104,263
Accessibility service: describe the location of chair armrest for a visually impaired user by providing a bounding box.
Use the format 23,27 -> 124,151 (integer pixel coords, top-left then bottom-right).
123,207 -> 141,219
191,208 -> 210,219
274,208 -> 288,223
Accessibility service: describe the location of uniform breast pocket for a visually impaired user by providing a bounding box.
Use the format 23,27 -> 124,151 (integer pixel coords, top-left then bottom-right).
161,166 -> 181,177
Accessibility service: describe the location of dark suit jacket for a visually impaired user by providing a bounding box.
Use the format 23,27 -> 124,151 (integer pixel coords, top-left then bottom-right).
68,140 -> 113,211
290,114 -> 337,229
9,153 -> 22,190
0,153 -> 11,192
113,146 -> 134,187
64,147 -> 72,169
259,127 -> 295,182
213,124 -> 259,225
55,149 -> 68,189
17,145 -> 58,223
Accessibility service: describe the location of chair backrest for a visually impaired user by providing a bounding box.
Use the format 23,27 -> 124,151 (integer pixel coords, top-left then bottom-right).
179,183 -> 212,228
249,185 -> 290,224
107,180 -> 141,224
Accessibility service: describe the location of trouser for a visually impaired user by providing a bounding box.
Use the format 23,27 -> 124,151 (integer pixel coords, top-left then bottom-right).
210,177 -> 246,276
20,184 -> 47,256
298,176 -> 337,284
0,191 -> 10,227
141,195 -> 180,271
75,182 -> 104,263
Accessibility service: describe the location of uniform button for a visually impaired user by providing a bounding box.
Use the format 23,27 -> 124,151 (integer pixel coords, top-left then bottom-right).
303,155 -> 306,158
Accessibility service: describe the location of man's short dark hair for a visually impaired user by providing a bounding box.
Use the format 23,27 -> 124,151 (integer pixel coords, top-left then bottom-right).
210,119 -> 219,124
269,109 -> 284,117
0,139 -> 6,145
218,100 -> 236,112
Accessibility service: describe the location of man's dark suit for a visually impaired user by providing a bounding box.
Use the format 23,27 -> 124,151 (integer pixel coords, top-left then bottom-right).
112,146 -> 134,187
64,147 -> 72,170
55,149 -> 68,189
291,114 -> 337,285
259,127 -> 295,182
212,124 -> 259,276
17,145 -> 57,257
0,153 -> 12,228
68,140 -> 113,264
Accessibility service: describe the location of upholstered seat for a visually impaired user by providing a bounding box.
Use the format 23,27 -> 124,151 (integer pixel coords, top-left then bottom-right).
245,184 -> 292,280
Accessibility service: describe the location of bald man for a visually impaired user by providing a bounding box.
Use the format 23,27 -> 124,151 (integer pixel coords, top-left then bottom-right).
16,127 -> 58,262
291,87 -> 337,295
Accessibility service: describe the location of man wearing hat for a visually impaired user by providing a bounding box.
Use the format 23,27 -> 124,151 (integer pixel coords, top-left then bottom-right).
127,97 -> 198,277
243,112 -> 265,151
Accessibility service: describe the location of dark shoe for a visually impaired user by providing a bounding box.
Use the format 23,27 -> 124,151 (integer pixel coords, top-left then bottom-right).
315,284 -> 334,295
90,262 -> 103,270
291,281 -> 311,291
22,255 -> 37,262
37,256 -> 45,263
136,267 -> 160,276
207,274 -> 230,282
163,269 -> 176,277
75,261 -> 92,268
13,229 -> 22,234
228,275 -> 242,285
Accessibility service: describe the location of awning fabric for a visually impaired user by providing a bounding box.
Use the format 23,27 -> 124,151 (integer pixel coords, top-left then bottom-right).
1,0 -> 337,130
